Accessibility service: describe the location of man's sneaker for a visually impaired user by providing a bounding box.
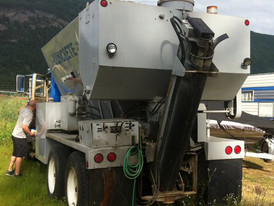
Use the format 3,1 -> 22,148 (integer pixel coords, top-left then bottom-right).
14,173 -> 22,178
5,170 -> 14,176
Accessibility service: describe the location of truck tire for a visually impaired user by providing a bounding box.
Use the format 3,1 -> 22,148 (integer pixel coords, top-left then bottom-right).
65,151 -> 89,206
47,148 -> 68,199
261,141 -> 272,163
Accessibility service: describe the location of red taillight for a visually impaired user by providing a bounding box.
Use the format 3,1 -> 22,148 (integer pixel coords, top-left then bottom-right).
100,0 -> 108,7
234,145 -> 241,154
107,152 -> 116,162
225,146 -> 233,155
244,19 -> 250,26
86,161 -> 89,168
94,153 -> 103,163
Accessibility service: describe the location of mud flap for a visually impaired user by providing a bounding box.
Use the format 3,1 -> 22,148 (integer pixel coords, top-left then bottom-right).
199,158 -> 243,204
88,167 -> 134,206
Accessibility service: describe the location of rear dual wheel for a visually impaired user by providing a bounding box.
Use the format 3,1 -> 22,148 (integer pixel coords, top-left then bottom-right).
47,147 -> 89,206
48,156 -> 57,195
47,149 -> 67,199
65,151 -> 89,206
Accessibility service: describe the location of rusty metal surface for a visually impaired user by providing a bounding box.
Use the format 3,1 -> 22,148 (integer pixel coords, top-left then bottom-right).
88,168 -> 133,206
142,153 -> 198,204
142,191 -> 196,203
192,153 -> 198,193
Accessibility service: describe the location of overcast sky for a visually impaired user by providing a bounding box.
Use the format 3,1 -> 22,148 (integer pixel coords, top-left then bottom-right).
194,0 -> 274,35
133,0 -> 274,35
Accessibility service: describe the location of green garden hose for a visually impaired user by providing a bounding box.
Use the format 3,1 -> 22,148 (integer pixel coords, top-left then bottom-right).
123,136 -> 144,206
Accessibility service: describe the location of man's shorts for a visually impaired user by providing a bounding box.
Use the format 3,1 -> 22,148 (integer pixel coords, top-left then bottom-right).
12,135 -> 28,158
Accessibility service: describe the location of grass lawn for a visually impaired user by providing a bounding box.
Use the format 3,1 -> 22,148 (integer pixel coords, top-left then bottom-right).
242,157 -> 274,206
1,143 -> 273,206
0,96 -> 64,206
0,143 -> 65,206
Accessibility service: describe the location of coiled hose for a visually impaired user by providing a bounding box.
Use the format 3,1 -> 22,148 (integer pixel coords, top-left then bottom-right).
123,136 -> 144,206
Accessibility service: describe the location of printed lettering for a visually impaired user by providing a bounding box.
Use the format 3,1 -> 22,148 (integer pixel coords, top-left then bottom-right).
51,42 -> 78,65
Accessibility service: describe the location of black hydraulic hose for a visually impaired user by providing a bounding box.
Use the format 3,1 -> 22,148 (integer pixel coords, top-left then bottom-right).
150,97 -> 165,116
170,16 -> 188,64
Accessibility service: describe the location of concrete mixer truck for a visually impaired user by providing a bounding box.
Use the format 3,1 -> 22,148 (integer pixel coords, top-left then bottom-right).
16,0 -> 251,205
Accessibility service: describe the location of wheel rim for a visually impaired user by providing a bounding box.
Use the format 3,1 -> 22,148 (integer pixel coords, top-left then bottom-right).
48,157 -> 56,194
67,167 -> 78,206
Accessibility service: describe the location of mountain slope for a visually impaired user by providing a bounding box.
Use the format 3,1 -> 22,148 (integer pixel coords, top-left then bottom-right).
0,0 -> 86,88
251,31 -> 274,74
